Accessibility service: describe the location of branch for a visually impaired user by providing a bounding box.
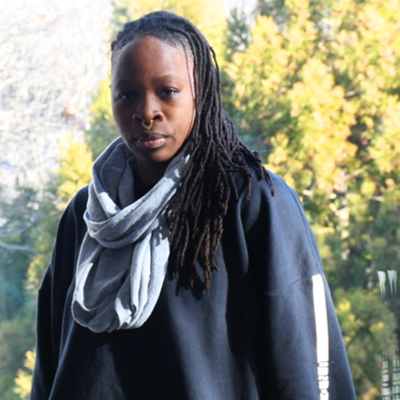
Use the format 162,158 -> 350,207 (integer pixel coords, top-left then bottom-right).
0,240 -> 37,254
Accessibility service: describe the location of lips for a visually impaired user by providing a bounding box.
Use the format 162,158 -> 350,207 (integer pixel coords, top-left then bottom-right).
135,133 -> 168,149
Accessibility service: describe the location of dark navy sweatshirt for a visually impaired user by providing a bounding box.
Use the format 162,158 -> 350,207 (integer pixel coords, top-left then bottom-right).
31,170 -> 356,399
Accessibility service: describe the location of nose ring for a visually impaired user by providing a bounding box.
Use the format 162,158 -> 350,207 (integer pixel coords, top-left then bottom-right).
142,119 -> 153,130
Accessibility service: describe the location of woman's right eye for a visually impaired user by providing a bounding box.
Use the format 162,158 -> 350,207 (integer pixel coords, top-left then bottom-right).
119,92 -> 136,100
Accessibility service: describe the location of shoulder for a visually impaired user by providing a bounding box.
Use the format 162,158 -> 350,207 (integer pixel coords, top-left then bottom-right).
68,185 -> 89,221
57,186 -> 89,234
51,186 -> 89,266
236,165 -> 307,232
244,165 -> 317,248
42,185 -> 89,286
233,166 -> 325,288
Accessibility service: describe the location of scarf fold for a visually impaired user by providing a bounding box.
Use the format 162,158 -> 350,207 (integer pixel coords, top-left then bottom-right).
72,137 -> 188,333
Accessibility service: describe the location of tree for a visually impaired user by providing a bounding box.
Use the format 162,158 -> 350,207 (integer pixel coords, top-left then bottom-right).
85,79 -> 118,158
223,7 -> 252,62
5,135 -> 94,400
0,1 -> 110,396
13,351 -> 35,400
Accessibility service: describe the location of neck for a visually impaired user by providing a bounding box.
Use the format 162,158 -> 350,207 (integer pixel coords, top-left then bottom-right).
134,161 -> 169,187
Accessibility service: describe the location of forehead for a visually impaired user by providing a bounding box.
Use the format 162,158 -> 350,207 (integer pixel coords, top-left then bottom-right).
112,35 -> 193,79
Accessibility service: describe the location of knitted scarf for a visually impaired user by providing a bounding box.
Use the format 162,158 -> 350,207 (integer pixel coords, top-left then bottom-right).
72,137 -> 188,333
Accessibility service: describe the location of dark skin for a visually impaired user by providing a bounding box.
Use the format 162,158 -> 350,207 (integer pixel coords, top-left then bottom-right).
111,36 -> 196,186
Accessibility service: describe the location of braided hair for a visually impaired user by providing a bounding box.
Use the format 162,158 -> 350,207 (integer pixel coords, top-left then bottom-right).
111,11 -> 270,293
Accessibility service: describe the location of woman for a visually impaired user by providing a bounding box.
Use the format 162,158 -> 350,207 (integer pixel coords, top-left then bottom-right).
31,11 -> 355,399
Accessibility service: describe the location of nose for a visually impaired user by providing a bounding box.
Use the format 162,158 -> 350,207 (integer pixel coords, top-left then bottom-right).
133,94 -> 163,124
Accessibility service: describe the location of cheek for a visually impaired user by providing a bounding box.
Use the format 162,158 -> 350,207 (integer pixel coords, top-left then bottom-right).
181,96 -> 195,130
112,105 -> 131,129
111,101 -> 119,124
186,105 -> 196,133
178,110 -> 194,137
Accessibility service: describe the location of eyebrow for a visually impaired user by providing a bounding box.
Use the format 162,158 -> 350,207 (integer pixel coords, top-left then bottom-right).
114,73 -> 179,87
152,73 -> 180,84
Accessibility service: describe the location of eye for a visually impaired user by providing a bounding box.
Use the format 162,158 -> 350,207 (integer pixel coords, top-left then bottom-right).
160,88 -> 178,97
119,92 -> 137,100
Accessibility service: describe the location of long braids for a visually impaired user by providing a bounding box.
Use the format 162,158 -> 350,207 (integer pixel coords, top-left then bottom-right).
111,11 -> 270,293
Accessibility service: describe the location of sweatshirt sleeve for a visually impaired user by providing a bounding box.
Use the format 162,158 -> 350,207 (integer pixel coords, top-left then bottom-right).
243,172 -> 356,399
30,187 -> 88,400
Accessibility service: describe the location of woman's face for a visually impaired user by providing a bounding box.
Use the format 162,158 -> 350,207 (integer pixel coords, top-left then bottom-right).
111,35 -> 195,184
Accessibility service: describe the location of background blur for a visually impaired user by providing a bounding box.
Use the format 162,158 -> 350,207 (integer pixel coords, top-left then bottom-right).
1,0 -> 400,398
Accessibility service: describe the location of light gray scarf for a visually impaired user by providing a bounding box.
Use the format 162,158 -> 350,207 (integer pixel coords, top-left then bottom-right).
72,137 -> 188,333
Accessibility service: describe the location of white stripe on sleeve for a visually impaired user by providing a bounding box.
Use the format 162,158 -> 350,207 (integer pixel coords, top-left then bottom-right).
312,274 -> 330,400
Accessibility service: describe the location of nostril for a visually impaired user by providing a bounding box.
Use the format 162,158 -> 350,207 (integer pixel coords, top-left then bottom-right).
132,112 -> 163,124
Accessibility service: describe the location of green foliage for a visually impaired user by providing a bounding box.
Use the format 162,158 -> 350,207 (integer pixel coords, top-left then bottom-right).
85,79 -> 118,158
14,350 -> 35,400
56,134 -> 93,208
256,0 -> 289,25
0,186 -> 38,323
0,183 -> 41,399
0,246 -> 30,323
0,305 -> 35,400
369,188 -> 400,273
26,135 -> 93,292
224,8 -> 251,62
0,134 -> 93,399
24,194 -> 60,293
335,287 -> 397,398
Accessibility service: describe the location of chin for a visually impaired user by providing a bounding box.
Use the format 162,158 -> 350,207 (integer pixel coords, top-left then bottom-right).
136,152 -> 174,166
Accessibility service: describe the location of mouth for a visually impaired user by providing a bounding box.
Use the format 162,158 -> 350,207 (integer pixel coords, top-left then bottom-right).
135,133 -> 168,149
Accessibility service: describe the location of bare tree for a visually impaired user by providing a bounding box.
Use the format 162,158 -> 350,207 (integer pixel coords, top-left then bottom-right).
0,0 -> 112,249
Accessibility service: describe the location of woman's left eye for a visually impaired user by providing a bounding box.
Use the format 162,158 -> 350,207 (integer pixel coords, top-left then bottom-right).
161,88 -> 177,97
